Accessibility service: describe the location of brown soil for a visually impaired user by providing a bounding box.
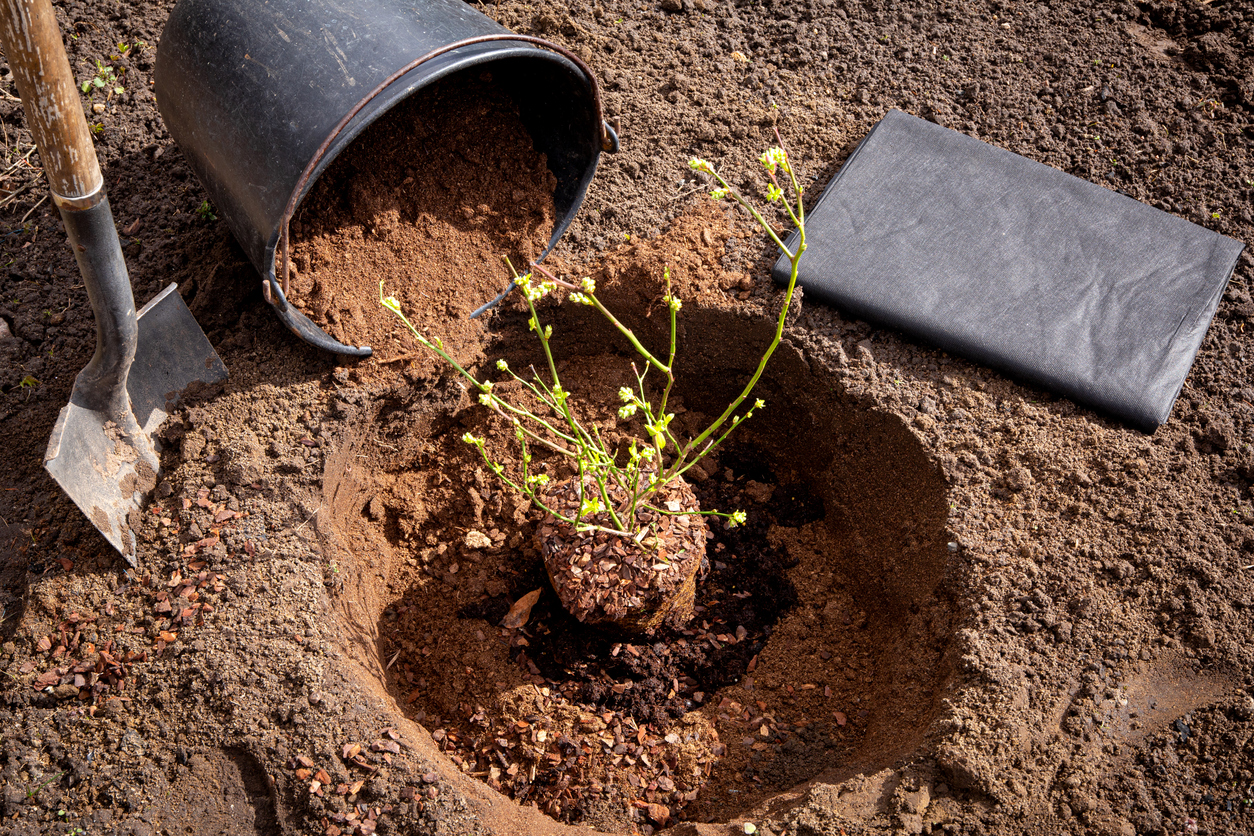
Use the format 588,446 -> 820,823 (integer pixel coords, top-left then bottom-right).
2,1 -> 1254,836
324,224 -> 954,832
287,71 -> 558,374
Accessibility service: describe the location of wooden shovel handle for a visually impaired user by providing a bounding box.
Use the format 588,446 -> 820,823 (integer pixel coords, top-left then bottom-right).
0,0 -> 102,200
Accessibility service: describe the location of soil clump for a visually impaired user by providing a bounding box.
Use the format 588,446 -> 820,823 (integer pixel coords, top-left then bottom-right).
538,471 -> 708,633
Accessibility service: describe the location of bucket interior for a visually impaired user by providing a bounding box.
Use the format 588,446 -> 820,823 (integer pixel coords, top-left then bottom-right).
282,50 -> 602,279
281,66 -> 583,359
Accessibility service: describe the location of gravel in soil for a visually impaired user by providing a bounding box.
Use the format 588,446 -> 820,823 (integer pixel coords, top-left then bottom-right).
1,1 -> 1253,835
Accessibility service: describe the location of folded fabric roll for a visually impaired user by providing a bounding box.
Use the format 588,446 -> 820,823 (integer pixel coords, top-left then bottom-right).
773,109 -> 1246,431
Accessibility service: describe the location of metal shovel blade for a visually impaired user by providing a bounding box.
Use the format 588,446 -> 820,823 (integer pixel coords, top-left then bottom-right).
45,284 -> 227,564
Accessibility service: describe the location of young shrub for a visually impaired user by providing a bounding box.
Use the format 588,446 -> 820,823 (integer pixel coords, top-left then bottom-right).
383,137 -> 806,632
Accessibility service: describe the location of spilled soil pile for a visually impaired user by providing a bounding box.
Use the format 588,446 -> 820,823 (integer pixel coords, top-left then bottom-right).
286,71 -> 558,371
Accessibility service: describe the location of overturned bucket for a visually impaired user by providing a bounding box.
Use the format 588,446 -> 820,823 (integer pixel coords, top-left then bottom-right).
154,0 -> 618,356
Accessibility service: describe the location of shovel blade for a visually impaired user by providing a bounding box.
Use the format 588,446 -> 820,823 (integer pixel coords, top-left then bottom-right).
45,283 -> 227,565
45,403 -> 155,563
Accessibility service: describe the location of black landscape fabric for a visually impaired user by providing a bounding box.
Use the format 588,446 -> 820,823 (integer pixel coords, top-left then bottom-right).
773,109 -> 1246,432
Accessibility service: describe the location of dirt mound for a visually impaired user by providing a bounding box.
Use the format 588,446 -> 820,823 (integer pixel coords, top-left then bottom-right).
287,70 -> 558,375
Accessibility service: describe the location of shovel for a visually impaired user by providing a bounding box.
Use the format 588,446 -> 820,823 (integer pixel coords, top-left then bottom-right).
0,0 -> 227,565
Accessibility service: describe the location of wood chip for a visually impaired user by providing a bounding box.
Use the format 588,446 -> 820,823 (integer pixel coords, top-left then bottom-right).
501,588 -> 542,629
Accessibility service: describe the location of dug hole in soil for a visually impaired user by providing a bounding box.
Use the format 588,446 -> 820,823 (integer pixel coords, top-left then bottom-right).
286,70 -> 954,832
2,1 -> 1254,835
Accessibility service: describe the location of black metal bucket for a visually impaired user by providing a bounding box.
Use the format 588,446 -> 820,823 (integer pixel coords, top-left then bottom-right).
155,0 -> 618,356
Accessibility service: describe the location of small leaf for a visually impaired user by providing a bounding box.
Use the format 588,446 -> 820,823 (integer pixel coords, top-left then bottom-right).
501,588 -> 542,630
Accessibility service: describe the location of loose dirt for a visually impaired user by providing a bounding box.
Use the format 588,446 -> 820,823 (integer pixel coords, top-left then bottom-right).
287,71 -> 559,375
1,1 -> 1253,836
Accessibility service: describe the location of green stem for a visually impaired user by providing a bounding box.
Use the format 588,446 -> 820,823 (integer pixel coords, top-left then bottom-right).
470,445 -> 634,538
655,268 -> 680,423
675,169 -> 806,464
531,263 -> 671,377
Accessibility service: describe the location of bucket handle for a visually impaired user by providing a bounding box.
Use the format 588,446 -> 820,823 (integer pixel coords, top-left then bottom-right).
268,33 -> 618,306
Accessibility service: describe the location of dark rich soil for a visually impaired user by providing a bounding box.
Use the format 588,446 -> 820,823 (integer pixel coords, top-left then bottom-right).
1,1 -> 1253,836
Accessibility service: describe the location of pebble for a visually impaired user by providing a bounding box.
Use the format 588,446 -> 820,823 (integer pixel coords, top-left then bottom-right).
53,683 -> 79,700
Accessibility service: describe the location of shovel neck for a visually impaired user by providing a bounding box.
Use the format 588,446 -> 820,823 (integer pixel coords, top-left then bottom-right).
57,195 -> 139,420
52,181 -> 109,212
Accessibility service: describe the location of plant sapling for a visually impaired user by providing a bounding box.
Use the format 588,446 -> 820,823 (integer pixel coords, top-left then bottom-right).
382,139 -> 806,632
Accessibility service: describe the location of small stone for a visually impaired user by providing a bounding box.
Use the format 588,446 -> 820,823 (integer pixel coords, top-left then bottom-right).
53,683 -> 80,700
901,785 -> 931,815
1237,695 -> 1254,720
464,530 -> 492,550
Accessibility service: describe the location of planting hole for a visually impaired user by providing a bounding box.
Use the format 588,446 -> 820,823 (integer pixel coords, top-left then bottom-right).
322,293 -> 957,830
292,71 -> 957,830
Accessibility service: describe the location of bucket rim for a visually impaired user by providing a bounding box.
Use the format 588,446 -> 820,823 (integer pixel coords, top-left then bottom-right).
261,34 -> 618,357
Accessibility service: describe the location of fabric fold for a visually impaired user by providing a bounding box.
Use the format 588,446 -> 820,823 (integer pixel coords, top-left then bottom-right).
774,109 -> 1245,431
